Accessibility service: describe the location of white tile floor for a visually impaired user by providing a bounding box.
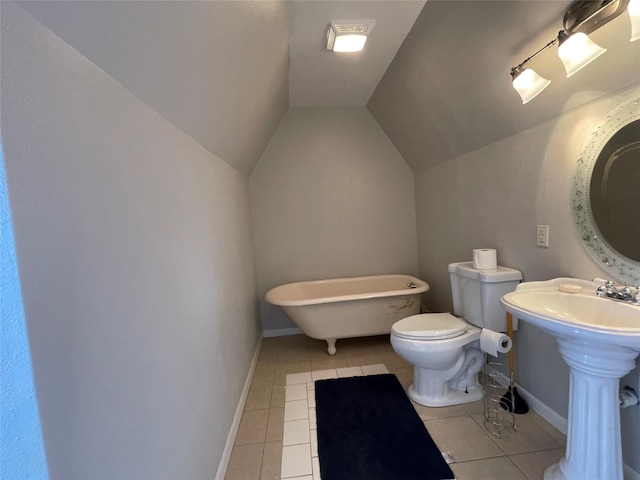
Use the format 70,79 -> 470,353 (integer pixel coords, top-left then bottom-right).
282,364 -> 391,479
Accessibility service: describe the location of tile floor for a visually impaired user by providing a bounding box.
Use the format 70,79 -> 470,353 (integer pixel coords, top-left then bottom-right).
225,334 -> 566,480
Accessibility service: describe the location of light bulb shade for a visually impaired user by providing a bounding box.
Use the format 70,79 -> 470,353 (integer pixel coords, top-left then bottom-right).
512,68 -> 551,104
629,0 -> 640,41
332,34 -> 367,53
557,32 -> 607,77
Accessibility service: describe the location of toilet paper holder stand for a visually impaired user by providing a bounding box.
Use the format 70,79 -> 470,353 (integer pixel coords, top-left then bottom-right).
482,355 -> 517,438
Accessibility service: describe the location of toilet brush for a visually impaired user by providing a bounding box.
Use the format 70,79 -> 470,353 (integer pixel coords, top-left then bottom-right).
500,313 -> 529,414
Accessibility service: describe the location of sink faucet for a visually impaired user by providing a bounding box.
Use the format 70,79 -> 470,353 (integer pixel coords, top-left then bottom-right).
595,280 -> 640,305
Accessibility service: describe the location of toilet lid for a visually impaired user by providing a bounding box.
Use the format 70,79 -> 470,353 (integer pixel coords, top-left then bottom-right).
392,313 -> 467,340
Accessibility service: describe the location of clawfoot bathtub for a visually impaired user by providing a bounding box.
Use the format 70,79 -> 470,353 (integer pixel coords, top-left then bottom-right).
265,274 -> 429,354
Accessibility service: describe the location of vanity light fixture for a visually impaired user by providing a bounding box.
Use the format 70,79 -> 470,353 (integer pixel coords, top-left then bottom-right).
326,21 -> 375,53
511,0 -> 636,104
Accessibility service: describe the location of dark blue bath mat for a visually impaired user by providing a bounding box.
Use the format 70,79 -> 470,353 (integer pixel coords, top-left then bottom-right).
315,374 -> 455,480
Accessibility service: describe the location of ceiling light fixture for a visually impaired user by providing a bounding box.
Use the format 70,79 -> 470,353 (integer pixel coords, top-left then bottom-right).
326,21 -> 375,53
511,0 -> 636,104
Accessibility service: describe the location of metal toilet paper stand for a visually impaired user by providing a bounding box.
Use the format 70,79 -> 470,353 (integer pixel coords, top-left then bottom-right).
482,355 -> 516,438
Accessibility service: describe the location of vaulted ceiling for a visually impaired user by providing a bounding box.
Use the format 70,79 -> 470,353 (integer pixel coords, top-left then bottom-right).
14,1 -> 640,175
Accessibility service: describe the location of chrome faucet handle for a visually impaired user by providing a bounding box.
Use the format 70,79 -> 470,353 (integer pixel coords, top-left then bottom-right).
605,280 -> 617,293
596,280 -> 612,296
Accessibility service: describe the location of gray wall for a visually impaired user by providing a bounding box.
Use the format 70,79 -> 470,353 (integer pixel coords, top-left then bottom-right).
1,4 -> 260,478
414,83 -> 640,473
251,107 -> 419,332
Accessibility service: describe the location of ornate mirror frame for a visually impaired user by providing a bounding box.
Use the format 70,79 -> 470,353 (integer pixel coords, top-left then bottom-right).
573,95 -> 640,283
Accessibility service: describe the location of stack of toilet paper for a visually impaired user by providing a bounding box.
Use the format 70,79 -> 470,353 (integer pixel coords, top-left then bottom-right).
473,248 -> 497,270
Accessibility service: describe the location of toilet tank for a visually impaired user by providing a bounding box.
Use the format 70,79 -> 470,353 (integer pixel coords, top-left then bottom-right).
448,261 -> 522,332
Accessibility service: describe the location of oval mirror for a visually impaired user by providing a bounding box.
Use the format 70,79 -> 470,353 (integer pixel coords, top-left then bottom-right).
573,95 -> 640,283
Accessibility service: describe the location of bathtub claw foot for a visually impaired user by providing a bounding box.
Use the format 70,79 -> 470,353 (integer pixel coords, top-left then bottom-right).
326,339 -> 337,356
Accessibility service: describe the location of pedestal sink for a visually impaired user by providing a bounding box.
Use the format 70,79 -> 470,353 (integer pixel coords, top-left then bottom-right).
501,278 -> 640,480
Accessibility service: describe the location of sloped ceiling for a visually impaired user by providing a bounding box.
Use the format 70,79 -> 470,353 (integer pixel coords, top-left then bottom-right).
368,0 -> 640,172
15,0 -> 426,175
17,0 -> 291,176
12,1 -> 640,175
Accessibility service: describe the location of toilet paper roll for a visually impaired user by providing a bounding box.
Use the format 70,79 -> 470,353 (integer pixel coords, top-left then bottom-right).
480,328 -> 512,357
473,248 -> 497,270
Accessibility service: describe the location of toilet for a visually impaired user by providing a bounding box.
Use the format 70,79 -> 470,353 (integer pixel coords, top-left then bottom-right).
390,261 -> 522,407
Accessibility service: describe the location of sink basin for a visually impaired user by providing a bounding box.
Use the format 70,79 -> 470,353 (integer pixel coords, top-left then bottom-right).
501,278 -> 640,480
502,278 -> 640,350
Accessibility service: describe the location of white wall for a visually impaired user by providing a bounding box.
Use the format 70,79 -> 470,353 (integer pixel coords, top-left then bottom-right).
1,4 -> 260,478
414,83 -> 640,473
251,107 -> 419,332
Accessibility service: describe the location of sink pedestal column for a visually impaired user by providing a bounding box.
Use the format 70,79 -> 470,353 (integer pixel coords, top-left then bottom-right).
544,338 -> 638,480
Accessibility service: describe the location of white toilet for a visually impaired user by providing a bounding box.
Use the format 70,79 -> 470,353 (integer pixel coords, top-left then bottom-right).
390,262 -> 522,407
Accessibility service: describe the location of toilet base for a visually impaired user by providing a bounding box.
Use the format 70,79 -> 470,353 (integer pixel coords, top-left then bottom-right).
408,383 -> 484,407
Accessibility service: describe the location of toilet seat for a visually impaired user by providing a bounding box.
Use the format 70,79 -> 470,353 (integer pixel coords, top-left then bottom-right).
391,313 -> 467,341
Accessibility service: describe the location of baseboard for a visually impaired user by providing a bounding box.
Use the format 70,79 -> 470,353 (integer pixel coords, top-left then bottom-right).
262,327 -> 303,338
215,336 -> 263,480
515,385 -> 640,478
514,384 -> 568,435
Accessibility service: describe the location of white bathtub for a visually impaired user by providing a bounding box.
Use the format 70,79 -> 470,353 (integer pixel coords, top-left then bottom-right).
265,274 -> 429,355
